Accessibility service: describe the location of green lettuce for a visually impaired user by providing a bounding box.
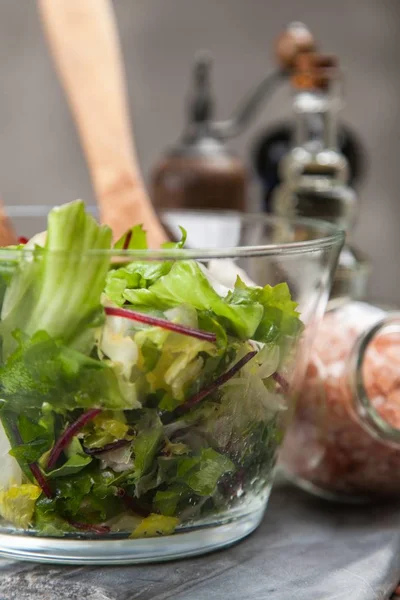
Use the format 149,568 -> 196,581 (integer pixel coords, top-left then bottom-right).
1,200 -> 112,357
226,279 -> 303,347
132,411 -> 164,480
123,261 -> 264,340
0,330 -> 136,413
0,483 -> 41,528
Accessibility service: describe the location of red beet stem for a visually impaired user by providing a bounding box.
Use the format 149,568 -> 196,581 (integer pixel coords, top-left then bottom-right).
105,306 -> 217,343
29,462 -> 53,499
179,350 -> 257,414
122,230 -> 133,250
84,439 -> 130,456
272,371 -> 290,394
18,236 -> 29,245
68,520 -> 110,535
46,409 -> 102,470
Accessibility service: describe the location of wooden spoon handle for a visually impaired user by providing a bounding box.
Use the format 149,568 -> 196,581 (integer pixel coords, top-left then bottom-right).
0,205 -> 17,246
38,0 -> 167,247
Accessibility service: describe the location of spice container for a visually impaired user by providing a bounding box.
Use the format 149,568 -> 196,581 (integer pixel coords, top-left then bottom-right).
271,54 -> 370,304
280,300 -> 400,501
151,56 -> 247,213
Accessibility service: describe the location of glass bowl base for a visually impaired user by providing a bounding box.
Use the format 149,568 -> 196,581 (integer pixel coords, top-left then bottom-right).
0,506 -> 265,565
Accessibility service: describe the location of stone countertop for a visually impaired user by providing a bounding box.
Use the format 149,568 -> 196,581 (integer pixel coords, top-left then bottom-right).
1,483 -> 400,600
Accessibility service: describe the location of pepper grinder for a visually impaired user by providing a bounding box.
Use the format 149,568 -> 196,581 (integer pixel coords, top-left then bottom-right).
151,54 -> 247,213
151,23 -> 318,213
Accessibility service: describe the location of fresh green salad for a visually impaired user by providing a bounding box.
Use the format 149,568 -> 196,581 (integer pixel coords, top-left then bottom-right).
0,201 -> 302,538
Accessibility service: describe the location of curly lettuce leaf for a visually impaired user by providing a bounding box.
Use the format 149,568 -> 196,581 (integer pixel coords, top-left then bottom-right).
107,226 -> 187,306
83,412 -> 130,449
226,279 -> 303,348
124,261 -> 264,340
176,448 -> 235,496
153,486 -> 186,516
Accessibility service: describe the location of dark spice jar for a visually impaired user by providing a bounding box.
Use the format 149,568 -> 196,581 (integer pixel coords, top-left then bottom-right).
151,55 -> 247,213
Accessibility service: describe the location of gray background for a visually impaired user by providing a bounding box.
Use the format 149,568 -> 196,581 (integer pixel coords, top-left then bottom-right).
0,0 -> 398,303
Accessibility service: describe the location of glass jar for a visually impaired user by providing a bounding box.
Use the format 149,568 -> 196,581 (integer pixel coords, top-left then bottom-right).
0,205 -> 343,564
280,300 -> 400,502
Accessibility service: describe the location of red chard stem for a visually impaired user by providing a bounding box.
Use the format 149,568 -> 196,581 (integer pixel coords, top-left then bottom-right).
179,351 -> 257,414
105,306 -> 217,342
46,408 -> 101,470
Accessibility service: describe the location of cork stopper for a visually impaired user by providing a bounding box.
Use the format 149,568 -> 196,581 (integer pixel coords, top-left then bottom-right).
275,22 -> 317,70
291,53 -> 339,90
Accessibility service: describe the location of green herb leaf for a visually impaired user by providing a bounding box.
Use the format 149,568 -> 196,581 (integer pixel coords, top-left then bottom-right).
154,486 -> 187,516
46,454 -> 92,479
133,411 -> 163,480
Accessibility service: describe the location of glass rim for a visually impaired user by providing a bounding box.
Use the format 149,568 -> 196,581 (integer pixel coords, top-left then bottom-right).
1,205 -> 345,260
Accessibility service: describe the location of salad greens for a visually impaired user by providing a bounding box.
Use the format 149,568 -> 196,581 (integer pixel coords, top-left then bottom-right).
0,200 -> 303,538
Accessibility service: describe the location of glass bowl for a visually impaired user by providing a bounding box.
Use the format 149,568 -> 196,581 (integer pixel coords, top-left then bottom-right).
0,205 -> 343,564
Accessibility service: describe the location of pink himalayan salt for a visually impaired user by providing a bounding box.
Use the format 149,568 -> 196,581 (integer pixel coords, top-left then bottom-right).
281,302 -> 400,499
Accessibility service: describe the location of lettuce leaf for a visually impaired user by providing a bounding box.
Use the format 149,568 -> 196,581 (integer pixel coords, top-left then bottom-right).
0,483 -> 41,528
0,330 -> 138,413
132,411 -> 164,480
46,454 -> 92,479
124,261 -> 264,340
1,200 -> 112,358
83,412 -> 130,449
114,224 -> 148,250
176,448 -> 235,496
226,279 -> 303,347
130,513 -> 179,538
106,226 -> 187,306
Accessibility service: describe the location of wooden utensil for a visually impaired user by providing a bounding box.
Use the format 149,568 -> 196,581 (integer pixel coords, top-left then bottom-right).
0,205 -> 17,246
38,0 -> 167,247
